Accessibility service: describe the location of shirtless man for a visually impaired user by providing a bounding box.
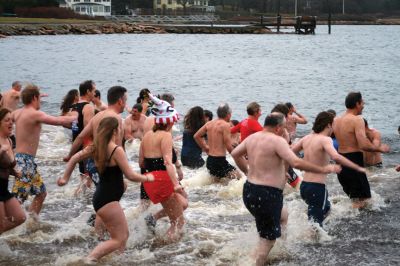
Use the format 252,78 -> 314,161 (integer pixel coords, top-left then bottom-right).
363,119 -> 383,168
64,86 -> 128,185
3,81 -> 48,111
292,111 -> 366,227
11,84 -> 75,217
194,103 -> 240,179
92,90 -> 107,113
285,102 -> 308,142
231,113 -> 340,266
124,103 -> 146,141
2,81 -> 22,111
333,92 -> 390,208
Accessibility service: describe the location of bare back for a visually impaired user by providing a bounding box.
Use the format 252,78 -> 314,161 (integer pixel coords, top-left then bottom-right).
297,134 -> 331,183
141,130 -> 172,158
206,119 -> 232,157
333,113 -> 365,153
244,131 -> 298,189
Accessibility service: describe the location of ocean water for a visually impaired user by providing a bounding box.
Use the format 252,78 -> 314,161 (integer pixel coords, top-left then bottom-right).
0,25 -> 399,265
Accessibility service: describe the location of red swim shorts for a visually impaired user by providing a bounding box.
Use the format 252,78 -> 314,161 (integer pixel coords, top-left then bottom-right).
143,170 -> 174,204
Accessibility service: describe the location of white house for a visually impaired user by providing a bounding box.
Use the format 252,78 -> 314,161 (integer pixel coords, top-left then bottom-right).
153,0 -> 211,13
59,0 -> 111,17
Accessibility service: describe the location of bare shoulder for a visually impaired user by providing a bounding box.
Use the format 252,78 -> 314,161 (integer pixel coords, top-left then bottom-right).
124,115 -> 132,123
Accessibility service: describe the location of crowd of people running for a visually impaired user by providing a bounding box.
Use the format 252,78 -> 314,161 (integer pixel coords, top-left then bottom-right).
0,80 -> 398,265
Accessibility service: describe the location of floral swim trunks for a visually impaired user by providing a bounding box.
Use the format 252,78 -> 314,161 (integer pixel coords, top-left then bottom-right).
12,153 -> 46,203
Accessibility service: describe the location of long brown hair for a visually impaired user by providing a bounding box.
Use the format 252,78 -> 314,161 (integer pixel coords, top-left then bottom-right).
93,117 -> 119,174
184,106 -> 205,133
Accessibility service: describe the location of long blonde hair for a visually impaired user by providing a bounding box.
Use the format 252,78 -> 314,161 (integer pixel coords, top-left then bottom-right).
93,117 -> 119,174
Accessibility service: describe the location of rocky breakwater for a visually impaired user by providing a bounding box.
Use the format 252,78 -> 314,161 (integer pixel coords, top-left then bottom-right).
0,22 -> 272,37
0,23 -> 166,36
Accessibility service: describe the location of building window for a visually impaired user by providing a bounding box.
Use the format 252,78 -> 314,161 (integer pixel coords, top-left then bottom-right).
157,0 -> 161,4
94,0 -> 100,2
168,0 -> 172,4
74,0 -> 80,2
84,0 -> 90,2
105,6 -> 111,12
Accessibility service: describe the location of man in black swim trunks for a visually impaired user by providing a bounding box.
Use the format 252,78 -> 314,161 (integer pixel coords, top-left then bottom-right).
194,103 -> 241,180
231,113 -> 340,266
333,92 -> 390,208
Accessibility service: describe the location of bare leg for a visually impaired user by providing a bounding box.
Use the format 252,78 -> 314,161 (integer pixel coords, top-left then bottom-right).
94,215 -> 106,240
255,238 -> 276,266
86,202 -> 129,261
28,191 -> 47,216
154,191 -> 188,221
160,193 -> 185,241
280,206 -> 288,240
0,198 -> 26,233
352,198 -> 369,209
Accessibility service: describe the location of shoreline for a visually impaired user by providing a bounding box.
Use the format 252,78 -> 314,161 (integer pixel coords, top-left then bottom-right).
0,19 -> 399,38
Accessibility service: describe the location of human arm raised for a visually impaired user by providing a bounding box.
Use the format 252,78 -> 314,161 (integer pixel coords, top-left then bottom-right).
37,111 -> 76,127
292,108 -> 307,124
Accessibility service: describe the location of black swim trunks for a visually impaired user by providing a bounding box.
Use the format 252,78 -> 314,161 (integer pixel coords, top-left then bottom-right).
337,152 -> 371,199
300,181 -> 330,226
243,181 -> 283,240
206,155 -> 236,178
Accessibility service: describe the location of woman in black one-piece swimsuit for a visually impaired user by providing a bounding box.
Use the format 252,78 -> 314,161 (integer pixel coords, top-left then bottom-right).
58,117 -> 154,263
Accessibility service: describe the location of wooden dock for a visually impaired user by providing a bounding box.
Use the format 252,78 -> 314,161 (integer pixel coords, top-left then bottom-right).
253,15 -> 317,34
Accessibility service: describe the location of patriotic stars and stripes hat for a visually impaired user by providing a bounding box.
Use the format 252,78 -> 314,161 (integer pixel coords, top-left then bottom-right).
148,93 -> 179,124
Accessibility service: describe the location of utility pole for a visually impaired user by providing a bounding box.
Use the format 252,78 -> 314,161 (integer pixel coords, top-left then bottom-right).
277,0 -> 281,33
327,0 -> 331,34
342,0 -> 345,14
